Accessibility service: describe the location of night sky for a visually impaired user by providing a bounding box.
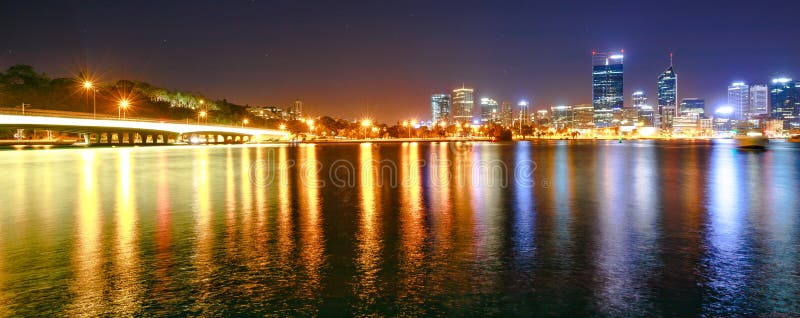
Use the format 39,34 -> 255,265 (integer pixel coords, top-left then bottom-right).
2,1 -> 799,122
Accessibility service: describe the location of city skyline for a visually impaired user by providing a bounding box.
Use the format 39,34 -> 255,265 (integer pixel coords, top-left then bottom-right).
2,1 -> 800,122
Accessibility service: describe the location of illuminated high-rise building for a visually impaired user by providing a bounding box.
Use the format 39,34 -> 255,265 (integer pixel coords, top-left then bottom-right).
680,98 -> 705,117
592,50 -> 624,128
632,91 -> 647,109
657,54 -> 678,129
431,93 -> 451,123
748,84 -> 769,119
518,100 -> 530,126
288,99 -> 303,120
451,86 -> 474,123
573,104 -> 595,129
500,101 -> 513,126
550,105 -> 574,130
770,77 -> 800,129
479,97 -> 499,124
728,82 -> 749,120
632,91 -> 654,126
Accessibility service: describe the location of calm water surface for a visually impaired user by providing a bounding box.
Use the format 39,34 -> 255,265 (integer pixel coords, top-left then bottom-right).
0,140 -> 799,316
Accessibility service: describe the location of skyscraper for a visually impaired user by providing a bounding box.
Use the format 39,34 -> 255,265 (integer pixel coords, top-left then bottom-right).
479,97 -> 499,124
592,50 -> 624,128
632,91 -> 654,126
680,98 -> 705,117
770,77 -> 800,129
518,100 -> 530,126
657,55 -> 678,129
573,104 -> 595,129
749,84 -> 769,119
431,93 -> 451,123
500,101 -> 513,126
728,82 -> 749,120
289,99 -> 303,120
632,91 -> 647,109
451,86 -> 474,123
550,105 -> 574,130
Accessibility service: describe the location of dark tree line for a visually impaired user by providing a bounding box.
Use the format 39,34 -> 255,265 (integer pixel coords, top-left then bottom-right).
0,64 -> 259,127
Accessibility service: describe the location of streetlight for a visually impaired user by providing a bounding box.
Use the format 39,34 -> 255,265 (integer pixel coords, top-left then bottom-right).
118,99 -> 129,119
279,124 -> 286,131
198,110 -> 207,125
361,119 -> 372,139
242,118 -> 249,128
82,80 -> 97,119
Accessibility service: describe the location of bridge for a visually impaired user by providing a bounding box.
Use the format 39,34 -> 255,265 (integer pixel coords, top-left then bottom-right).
0,109 -> 289,146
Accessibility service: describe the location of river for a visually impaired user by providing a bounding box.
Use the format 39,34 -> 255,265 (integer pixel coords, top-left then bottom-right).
0,140 -> 798,316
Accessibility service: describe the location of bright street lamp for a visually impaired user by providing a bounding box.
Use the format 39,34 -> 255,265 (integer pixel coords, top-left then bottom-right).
242,118 -> 249,127
198,110 -> 207,125
118,99 -> 129,119
361,119 -> 372,139
82,80 -> 97,118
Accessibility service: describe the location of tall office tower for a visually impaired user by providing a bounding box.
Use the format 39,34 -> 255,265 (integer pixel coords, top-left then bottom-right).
535,109 -> 549,127
679,98 -> 706,117
632,91 -> 654,126
657,54 -> 678,129
573,104 -> 595,129
592,50 -> 624,128
431,93 -> 451,123
518,100 -> 530,126
288,99 -> 303,120
500,101 -> 513,126
451,86 -> 474,123
748,84 -> 769,119
479,97 -> 500,124
728,82 -> 750,120
632,91 -> 647,108
770,77 -> 800,129
550,105 -> 574,130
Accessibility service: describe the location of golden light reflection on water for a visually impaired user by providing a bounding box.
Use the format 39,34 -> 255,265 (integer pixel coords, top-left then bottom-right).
240,146 -> 254,251
225,148 -> 238,254
69,150 -> 104,316
112,148 -> 142,315
355,143 -> 382,311
277,146 -> 294,264
153,150 -> 173,311
397,142 -> 425,310
254,147 -> 268,244
193,147 -> 213,310
298,144 -> 324,309
426,143 -> 454,296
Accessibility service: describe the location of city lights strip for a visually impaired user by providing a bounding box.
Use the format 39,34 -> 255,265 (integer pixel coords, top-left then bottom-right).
0,114 -> 289,137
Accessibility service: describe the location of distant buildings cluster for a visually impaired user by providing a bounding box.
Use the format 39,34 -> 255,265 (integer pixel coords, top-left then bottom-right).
429,85 -> 528,129
248,99 -> 304,121
428,49 -> 800,137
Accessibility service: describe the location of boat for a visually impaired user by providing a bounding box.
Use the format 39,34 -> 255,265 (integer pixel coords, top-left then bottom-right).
788,129 -> 800,143
734,130 -> 768,149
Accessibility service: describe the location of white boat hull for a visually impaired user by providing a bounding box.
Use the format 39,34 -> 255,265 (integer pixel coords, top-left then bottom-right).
734,136 -> 768,149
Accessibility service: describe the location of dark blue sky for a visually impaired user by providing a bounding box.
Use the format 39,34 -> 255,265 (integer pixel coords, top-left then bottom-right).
2,0 -> 799,122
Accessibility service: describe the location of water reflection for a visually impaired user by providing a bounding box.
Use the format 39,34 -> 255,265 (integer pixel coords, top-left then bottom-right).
152,150 -> 174,313
1,142 -> 799,316
297,144 -> 325,313
69,150 -> 104,316
355,143 -> 383,312
192,147 -> 213,311
276,146 -> 294,267
397,142 -> 425,313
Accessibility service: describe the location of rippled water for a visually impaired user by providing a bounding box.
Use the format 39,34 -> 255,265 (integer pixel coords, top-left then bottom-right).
0,140 -> 799,316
